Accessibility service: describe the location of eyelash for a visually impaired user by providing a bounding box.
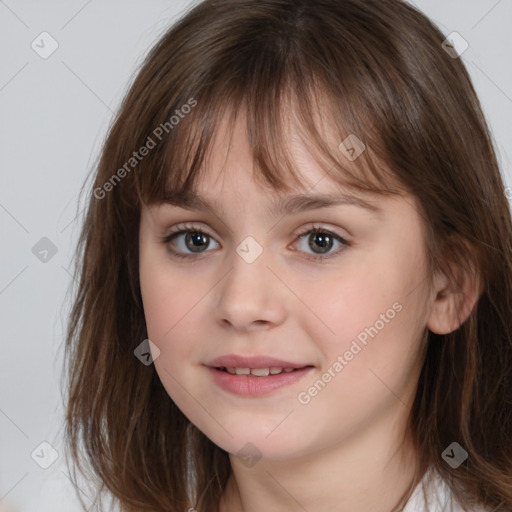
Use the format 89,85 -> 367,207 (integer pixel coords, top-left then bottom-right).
160,222 -> 350,263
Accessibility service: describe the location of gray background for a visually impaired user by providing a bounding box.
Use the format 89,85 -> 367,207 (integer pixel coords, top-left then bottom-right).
1,1 -> 511,511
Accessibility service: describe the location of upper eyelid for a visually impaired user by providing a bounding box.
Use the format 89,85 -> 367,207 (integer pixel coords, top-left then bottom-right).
163,222 -> 349,240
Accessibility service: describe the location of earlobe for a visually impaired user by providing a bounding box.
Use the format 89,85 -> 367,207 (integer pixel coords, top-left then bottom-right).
426,267 -> 482,335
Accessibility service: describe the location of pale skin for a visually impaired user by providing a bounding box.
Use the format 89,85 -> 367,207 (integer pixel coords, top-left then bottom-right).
138,109 -> 480,512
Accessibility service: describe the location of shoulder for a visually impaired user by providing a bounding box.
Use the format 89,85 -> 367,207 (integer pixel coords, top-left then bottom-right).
402,467 -> 492,512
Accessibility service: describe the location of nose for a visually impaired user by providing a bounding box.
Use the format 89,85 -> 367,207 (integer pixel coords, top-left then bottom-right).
213,246 -> 287,332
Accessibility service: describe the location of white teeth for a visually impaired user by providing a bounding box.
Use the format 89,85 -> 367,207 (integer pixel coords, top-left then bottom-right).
222,367 -> 297,376
251,368 -> 270,377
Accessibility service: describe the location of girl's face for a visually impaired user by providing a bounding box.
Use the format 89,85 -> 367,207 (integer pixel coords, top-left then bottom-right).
139,111 -> 437,462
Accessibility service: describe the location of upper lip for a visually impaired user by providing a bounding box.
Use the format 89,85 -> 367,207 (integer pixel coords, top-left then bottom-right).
206,354 -> 312,369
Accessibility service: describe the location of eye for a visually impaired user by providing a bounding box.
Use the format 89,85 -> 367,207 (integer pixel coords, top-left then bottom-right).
292,224 -> 350,262
160,222 -> 350,262
161,222 -> 219,260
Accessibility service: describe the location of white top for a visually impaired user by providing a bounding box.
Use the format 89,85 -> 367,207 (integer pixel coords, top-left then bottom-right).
402,468 -> 491,512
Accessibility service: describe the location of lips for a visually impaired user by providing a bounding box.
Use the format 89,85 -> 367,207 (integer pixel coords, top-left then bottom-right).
205,354 -> 314,396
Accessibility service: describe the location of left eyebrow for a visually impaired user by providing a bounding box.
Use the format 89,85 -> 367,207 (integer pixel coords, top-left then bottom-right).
267,193 -> 383,218
161,190 -> 383,218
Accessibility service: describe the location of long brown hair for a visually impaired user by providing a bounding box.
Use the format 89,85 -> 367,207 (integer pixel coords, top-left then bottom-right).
62,0 -> 512,510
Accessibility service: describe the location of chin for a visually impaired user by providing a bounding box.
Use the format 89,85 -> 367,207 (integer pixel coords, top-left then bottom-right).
198,425 -> 312,463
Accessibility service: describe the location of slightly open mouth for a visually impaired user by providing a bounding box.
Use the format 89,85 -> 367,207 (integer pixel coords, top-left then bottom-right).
214,366 -> 312,377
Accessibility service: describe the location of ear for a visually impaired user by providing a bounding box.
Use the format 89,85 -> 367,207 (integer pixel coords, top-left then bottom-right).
426,260 -> 483,335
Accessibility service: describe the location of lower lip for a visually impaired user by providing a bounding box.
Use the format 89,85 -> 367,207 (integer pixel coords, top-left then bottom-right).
206,366 -> 314,397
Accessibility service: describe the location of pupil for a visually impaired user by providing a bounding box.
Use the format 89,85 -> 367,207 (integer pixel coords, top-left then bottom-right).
310,232 -> 332,254
186,232 -> 208,252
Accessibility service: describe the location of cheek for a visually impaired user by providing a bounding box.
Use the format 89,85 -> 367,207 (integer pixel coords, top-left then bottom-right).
139,252 -> 217,373
139,261 -> 174,341
293,263 -> 395,355
139,257 -> 202,399
300,245 -> 427,376
291,269 -> 424,443
140,246 -> 195,339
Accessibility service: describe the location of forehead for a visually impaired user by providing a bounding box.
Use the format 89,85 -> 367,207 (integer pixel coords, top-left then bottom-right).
140,85 -> 404,214
182,104 -> 350,195
155,103 -> 397,221
199,98 -> 339,177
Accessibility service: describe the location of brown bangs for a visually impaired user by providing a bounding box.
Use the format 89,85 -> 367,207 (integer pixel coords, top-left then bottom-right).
131,31 -> 405,210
